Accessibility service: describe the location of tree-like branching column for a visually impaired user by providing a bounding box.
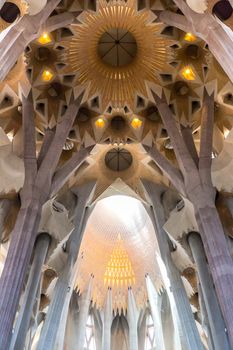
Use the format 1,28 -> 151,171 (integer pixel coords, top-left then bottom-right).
0,0 -> 78,82
143,88 -> 233,348
0,88 -> 93,348
154,0 -> 233,83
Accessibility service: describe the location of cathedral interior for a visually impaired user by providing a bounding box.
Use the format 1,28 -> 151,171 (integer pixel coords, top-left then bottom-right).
0,0 -> 233,349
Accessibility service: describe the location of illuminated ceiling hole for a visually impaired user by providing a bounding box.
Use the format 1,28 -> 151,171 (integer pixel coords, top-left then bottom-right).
36,102 -> 46,116
192,100 -> 201,114
223,93 -> 233,106
136,95 -> 146,109
184,33 -> 197,42
212,0 -> 233,21
105,148 -> 133,171
48,82 -> 63,98
0,95 -> 13,109
185,44 -> 201,59
35,47 -> 51,61
62,74 -> 75,85
0,2 -> 20,23
91,96 -> 100,109
98,29 -> 137,67
160,73 -> 173,83
77,107 -> 90,122
173,81 -> 190,96
111,116 -> 127,131
146,106 -> 161,122
59,27 -> 74,39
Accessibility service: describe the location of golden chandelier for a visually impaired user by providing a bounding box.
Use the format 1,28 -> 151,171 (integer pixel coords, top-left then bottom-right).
63,0 -> 174,111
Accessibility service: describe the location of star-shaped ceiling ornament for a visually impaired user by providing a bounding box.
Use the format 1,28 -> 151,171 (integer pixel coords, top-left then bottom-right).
61,0 -> 175,112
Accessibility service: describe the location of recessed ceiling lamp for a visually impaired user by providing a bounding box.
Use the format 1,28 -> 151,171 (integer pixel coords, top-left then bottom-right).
180,66 -> 196,81
41,69 -> 54,82
131,117 -> 142,129
95,117 -> 105,128
38,32 -> 52,45
184,32 -> 197,42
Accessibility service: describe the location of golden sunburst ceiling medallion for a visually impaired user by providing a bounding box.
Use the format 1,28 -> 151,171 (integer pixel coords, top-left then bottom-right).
63,0 -> 174,111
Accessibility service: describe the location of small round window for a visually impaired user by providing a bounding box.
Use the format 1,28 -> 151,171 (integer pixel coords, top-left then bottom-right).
105,148 -> 133,171
0,2 -> 20,23
212,0 -> 233,21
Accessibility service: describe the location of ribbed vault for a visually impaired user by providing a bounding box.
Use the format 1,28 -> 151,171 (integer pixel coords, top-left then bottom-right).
75,195 -> 163,313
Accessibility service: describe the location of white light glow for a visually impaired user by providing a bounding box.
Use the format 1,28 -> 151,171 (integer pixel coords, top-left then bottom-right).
224,129 -> 230,139
7,132 -> 14,142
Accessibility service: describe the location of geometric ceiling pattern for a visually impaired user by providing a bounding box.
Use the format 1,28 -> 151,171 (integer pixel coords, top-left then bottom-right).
62,0 -> 174,111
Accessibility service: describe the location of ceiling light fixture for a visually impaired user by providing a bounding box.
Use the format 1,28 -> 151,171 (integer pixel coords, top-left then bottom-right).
131,117 -> 142,129
95,117 -> 105,128
38,32 -> 52,45
41,69 -> 54,82
184,32 -> 196,42
181,66 -> 195,81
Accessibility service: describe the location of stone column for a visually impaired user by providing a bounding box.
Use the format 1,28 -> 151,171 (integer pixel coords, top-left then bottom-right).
37,181 -> 96,350
75,277 -> 93,350
102,288 -> 113,350
138,309 -> 148,350
188,232 -> 230,350
92,309 -> 102,350
0,198 -> 11,243
198,283 -> 214,350
141,180 -> 204,350
0,90 -> 90,349
127,288 -> 139,350
10,232 -> 50,350
145,275 -> 165,350
160,290 -> 176,350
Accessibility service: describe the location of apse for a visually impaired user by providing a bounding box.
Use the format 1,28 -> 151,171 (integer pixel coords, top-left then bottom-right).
76,195 -> 163,313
